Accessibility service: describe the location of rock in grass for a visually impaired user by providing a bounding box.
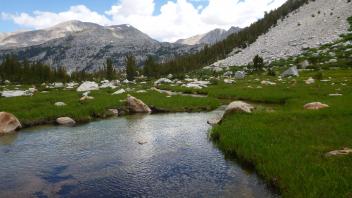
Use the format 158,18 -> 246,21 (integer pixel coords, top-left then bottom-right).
207,118 -> 221,126
234,71 -> 246,79
305,77 -> 315,85
225,101 -> 254,114
304,102 -> 329,110
0,112 -> 22,134
281,66 -> 299,77
329,93 -> 342,97
80,96 -> 94,101
55,102 -> 66,106
127,95 -> 152,114
56,117 -> 76,127
261,80 -> 276,85
325,148 -> 352,157
112,89 -> 126,95
77,81 -> 99,92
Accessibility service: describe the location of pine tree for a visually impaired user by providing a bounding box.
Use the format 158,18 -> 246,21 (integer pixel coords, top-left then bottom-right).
253,55 -> 264,71
106,58 -> 114,80
125,54 -> 137,81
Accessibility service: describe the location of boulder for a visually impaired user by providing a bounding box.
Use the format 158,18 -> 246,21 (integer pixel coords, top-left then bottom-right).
56,117 -> 76,127
234,71 -> 246,79
329,59 -> 338,63
224,79 -> 235,84
299,60 -> 310,69
127,95 -> 152,113
154,78 -> 173,85
223,71 -> 233,77
55,102 -> 66,106
281,66 -> 299,77
304,102 -> 329,110
0,112 -> 22,134
77,81 -> 99,92
325,148 -> 352,157
220,101 -> 255,122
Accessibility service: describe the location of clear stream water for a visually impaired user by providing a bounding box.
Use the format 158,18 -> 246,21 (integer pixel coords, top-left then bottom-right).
0,109 -> 277,198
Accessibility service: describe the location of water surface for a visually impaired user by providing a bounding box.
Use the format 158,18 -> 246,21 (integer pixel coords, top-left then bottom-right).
0,109 -> 277,197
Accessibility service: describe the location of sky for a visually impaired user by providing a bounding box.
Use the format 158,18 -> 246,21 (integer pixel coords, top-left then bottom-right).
0,0 -> 287,42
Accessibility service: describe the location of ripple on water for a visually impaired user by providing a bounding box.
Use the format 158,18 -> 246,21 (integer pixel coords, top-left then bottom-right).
0,110 -> 278,198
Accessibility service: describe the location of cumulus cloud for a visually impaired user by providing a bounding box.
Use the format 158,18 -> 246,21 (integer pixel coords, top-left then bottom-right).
1,0 -> 287,42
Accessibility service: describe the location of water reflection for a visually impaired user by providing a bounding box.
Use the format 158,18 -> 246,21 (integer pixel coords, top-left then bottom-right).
0,110 -> 278,198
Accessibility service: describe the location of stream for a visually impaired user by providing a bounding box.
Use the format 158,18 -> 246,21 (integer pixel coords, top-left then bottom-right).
0,108 -> 277,198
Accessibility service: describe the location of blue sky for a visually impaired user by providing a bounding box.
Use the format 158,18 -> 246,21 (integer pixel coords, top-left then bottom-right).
0,0 -> 286,41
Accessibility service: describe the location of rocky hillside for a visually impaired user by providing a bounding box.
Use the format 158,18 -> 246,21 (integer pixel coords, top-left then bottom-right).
176,27 -> 241,45
212,0 -> 352,67
0,21 -> 200,72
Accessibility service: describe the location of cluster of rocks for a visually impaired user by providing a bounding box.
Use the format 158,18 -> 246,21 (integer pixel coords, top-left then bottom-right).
210,0 -> 351,67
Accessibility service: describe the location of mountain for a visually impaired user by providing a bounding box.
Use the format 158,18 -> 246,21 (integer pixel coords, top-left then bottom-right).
175,26 -> 241,45
0,20 -> 200,72
212,0 -> 352,67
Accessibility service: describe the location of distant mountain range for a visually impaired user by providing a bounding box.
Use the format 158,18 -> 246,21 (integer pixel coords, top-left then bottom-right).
176,27 -> 241,45
0,20 -> 203,72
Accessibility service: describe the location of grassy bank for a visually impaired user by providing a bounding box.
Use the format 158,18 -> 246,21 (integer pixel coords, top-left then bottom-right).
0,88 -> 220,128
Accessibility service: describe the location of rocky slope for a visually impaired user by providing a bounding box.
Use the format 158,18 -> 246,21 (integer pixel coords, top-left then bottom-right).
0,21 -> 200,72
212,0 -> 352,67
176,26 -> 241,45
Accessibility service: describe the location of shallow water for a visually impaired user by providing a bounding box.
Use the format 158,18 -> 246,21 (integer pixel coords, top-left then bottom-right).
0,109 -> 277,198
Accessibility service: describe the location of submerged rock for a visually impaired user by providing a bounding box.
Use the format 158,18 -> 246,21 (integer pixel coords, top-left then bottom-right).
56,117 -> 76,127
304,102 -> 329,110
127,95 -> 152,114
0,112 -> 22,134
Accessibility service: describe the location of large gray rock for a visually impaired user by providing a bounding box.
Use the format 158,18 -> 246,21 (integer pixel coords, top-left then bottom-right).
220,101 -> 254,122
0,112 -> 22,134
281,66 -> 299,77
77,81 -> 99,92
127,95 -> 152,114
56,117 -> 76,127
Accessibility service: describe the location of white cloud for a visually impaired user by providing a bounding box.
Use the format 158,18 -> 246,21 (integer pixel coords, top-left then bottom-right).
1,0 -> 288,42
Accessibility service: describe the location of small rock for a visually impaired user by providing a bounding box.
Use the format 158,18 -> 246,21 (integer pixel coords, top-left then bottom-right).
112,89 -> 126,95
328,93 -> 342,97
261,80 -> 276,85
56,117 -> 76,127
54,102 -> 67,106
304,102 -> 329,110
281,66 -> 299,77
234,71 -> 246,79
325,148 -> 352,157
80,96 -> 94,101
138,141 -> 148,145
305,77 -> 315,84
108,109 -> 119,116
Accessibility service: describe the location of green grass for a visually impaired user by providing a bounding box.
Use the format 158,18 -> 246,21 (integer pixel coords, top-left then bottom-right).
0,88 -> 220,127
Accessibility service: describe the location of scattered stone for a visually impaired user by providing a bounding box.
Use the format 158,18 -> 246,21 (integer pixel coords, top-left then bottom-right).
325,148 -> 352,157
0,112 -> 22,134
53,82 -> 64,88
281,66 -> 299,77
100,80 -> 117,89
305,77 -> 315,84
54,102 -> 67,106
108,109 -> 119,116
126,95 -> 152,113
261,80 -> 276,85
304,102 -> 329,110
1,90 -> 32,97
299,60 -> 310,69
56,117 -> 76,127
224,79 -> 235,84
77,81 -> 99,92
112,89 -> 126,95
329,93 -> 342,97
223,71 -> 233,77
80,96 -> 94,101
329,59 -> 337,63
136,90 -> 147,93
207,118 -> 221,126
154,78 -> 173,85
167,74 -> 173,79
234,71 -> 246,79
